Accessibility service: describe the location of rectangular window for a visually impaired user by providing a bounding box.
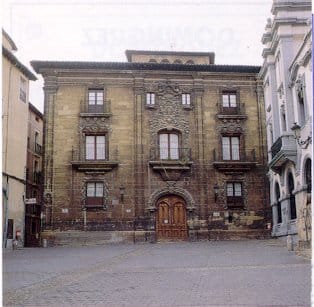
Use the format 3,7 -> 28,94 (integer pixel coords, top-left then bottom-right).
86,135 -> 106,160
20,77 -> 26,102
222,136 -> 240,160
159,133 -> 179,160
88,89 -> 104,113
146,93 -> 155,105
222,92 -> 237,108
182,93 -> 191,105
86,182 -> 104,207
226,182 -> 243,208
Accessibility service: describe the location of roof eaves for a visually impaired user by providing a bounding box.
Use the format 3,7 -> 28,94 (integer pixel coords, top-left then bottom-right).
3,47 -> 37,80
2,29 -> 18,51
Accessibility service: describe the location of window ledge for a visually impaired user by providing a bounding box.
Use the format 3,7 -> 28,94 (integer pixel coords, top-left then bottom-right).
182,105 -> 193,110
71,160 -> 119,171
217,114 -> 247,120
145,104 -> 156,109
83,205 -> 107,211
79,112 -> 112,118
213,161 -> 257,173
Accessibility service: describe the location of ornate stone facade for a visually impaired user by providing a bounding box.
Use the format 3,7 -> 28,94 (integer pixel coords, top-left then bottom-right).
31,50 -> 270,245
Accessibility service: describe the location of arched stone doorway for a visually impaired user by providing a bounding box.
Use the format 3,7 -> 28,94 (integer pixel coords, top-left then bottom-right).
156,195 -> 188,240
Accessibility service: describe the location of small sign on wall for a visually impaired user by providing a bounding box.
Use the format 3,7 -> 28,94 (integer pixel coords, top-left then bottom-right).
62,208 -> 68,214
213,212 -> 220,217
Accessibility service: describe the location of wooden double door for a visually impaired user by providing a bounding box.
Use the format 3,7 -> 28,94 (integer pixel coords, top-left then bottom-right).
156,195 -> 188,240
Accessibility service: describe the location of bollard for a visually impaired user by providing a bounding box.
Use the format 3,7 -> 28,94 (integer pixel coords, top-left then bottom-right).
42,238 -> 48,248
287,235 -> 293,251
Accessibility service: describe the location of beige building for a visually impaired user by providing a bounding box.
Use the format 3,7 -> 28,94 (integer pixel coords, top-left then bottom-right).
2,29 -> 37,248
31,50 -> 270,246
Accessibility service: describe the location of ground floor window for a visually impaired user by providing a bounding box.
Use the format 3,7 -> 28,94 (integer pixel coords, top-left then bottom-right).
86,182 -> 104,207
226,182 -> 243,208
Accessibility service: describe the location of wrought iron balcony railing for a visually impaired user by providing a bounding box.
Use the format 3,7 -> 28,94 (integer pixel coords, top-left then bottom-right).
70,147 -> 119,171
35,143 -> 42,155
80,99 -> 112,115
33,171 -> 42,184
217,102 -> 245,116
212,149 -> 256,162
149,147 -> 191,162
212,149 -> 257,172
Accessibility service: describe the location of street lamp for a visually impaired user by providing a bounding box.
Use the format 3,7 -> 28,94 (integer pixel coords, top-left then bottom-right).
291,122 -> 312,149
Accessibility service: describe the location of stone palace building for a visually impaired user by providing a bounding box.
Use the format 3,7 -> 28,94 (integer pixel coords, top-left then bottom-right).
31,50 -> 270,245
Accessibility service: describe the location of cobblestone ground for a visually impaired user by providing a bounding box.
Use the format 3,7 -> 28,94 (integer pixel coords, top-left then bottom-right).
3,240 -> 311,306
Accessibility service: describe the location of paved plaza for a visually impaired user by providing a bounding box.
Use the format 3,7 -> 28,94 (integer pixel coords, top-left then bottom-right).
3,240 -> 311,306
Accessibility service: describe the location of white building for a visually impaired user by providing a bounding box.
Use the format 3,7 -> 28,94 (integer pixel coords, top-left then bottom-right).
259,0 -> 312,257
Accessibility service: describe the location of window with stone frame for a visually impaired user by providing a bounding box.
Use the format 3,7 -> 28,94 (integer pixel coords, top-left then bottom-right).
159,130 -> 180,160
20,77 -> 26,102
146,92 -> 155,106
221,91 -> 237,114
288,172 -> 297,220
305,158 -> 311,193
296,81 -> 306,126
88,89 -> 104,113
86,182 -> 104,207
275,182 -> 282,224
85,135 -> 106,160
226,182 -> 243,208
222,136 -> 240,160
182,93 -> 191,106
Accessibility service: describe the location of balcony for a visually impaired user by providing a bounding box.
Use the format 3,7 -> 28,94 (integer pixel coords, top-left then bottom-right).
269,135 -> 297,172
35,143 -> 42,155
212,149 -> 257,173
33,171 -> 42,184
70,148 -> 119,172
79,99 -> 112,117
149,147 -> 193,181
216,102 -> 247,120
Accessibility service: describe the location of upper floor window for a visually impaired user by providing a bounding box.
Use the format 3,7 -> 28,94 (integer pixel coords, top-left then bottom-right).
222,91 -> 237,108
226,182 -> 243,208
159,131 -> 179,160
146,93 -> 155,105
296,81 -> 306,126
86,182 -> 104,207
182,93 -> 191,106
88,89 -> 104,113
161,59 -> 170,64
186,60 -> 194,64
86,135 -> 106,160
222,136 -> 240,160
149,59 -> 157,63
20,77 -> 26,102
305,159 -> 311,193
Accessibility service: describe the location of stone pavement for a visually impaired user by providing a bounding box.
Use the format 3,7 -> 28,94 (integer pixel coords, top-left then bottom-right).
3,240 -> 311,306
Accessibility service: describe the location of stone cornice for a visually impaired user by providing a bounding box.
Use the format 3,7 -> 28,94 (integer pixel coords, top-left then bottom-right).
31,60 -> 260,75
271,1 -> 312,15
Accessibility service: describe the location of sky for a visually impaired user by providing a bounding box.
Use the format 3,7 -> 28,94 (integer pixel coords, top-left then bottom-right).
3,0 -> 274,112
